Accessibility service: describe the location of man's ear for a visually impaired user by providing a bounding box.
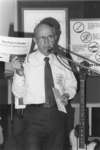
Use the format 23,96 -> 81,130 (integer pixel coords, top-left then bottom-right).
54,34 -> 60,43
33,37 -> 36,44
54,35 -> 58,42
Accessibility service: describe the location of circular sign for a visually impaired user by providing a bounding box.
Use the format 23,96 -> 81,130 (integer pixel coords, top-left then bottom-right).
73,22 -> 84,33
95,52 -> 100,62
80,32 -> 92,43
88,42 -> 99,53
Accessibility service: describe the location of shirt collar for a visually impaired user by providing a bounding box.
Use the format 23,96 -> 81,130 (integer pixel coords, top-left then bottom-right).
36,50 -> 55,63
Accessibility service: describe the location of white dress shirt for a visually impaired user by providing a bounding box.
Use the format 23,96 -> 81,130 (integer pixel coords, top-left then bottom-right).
12,50 -> 77,105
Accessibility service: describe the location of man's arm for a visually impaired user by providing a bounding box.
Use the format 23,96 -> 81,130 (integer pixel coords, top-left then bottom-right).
12,71 -> 25,98
11,56 -> 25,98
63,69 -> 77,100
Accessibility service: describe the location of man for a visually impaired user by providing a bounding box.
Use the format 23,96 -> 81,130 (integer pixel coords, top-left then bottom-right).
40,17 -> 79,149
40,17 -> 80,92
11,18 -> 77,150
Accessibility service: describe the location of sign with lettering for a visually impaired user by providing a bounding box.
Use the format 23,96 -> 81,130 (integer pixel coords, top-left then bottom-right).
70,19 -> 100,73
0,36 -> 32,62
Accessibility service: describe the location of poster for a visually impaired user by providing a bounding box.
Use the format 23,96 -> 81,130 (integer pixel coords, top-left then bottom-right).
0,36 -> 32,62
70,19 -> 100,74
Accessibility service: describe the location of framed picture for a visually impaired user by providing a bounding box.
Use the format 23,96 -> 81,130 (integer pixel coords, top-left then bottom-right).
18,2 -> 68,49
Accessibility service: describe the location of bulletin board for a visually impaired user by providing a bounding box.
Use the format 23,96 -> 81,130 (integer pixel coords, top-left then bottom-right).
70,19 -> 100,74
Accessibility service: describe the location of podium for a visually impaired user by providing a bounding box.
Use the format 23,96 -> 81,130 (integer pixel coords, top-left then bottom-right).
72,75 -> 100,137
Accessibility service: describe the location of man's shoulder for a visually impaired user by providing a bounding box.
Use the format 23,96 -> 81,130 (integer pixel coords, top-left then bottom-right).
25,50 -> 42,66
29,50 -> 38,57
27,50 -> 38,61
53,55 -> 69,67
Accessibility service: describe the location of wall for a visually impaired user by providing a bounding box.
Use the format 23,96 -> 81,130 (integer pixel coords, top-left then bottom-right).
0,0 -> 17,71
0,0 -> 85,72
0,0 -> 99,37
0,0 -> 100,37
0,0 -> 16,36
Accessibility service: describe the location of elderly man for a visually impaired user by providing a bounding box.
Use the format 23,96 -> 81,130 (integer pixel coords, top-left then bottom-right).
11,18 -> 77,150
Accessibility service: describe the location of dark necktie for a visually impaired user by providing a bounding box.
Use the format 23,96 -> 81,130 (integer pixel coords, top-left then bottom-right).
44,57 -> 56,106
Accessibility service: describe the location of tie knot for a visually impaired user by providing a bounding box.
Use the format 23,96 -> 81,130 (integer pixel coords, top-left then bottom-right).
44,57 -> 49,62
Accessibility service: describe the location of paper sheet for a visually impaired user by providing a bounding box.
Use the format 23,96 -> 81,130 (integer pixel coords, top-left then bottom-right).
0,36 -> 32,59
52,88 -> 67,113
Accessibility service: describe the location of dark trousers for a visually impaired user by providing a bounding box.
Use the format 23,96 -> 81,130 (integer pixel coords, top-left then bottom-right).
16,105 -> 66,150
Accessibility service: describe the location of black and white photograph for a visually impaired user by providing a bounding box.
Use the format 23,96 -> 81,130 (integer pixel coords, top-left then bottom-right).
0,0 -> 100,150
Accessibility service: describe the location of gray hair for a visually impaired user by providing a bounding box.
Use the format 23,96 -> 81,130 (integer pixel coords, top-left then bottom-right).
33,21 -> 56,38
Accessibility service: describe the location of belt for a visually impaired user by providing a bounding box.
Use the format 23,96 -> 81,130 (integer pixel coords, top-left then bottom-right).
27,103 -> 57,108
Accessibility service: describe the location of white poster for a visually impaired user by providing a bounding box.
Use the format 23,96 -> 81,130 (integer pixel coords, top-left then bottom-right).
70,19 -> 100,73
0,36 -> 32,62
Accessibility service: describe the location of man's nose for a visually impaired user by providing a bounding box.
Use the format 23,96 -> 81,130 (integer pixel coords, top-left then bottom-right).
44,37 -> 51,45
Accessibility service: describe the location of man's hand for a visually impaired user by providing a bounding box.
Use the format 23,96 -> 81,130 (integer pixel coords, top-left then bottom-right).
11,56 -> 24,76
61,93 -> 69,105
11,56 -> 22,70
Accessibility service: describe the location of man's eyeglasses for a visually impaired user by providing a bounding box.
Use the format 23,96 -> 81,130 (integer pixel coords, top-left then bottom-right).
37,35 -> 55,43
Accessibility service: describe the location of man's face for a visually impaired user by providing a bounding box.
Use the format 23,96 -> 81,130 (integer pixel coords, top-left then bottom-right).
34,24 -> 57,56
